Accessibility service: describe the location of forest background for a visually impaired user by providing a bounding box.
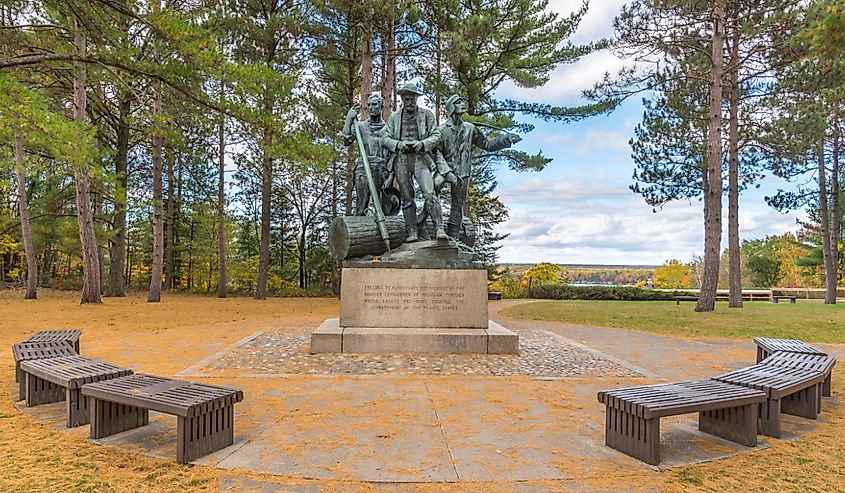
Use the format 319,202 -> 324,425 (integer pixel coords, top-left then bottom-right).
0,0 -> 843,308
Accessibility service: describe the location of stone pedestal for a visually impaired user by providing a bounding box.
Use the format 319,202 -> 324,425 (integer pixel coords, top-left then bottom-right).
312,240 -> 518,355
339,267 -> 488,329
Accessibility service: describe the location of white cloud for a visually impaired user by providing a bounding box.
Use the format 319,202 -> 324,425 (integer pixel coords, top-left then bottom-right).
530,124 -> 633,155
495,0 -> 631,105
497,50 -> 630,105
494,176 -> 805,264
548,0 -> 627,44
487,0 -> 806,265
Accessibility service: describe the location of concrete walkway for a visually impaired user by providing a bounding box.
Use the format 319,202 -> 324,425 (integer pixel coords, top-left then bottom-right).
17,299 -> 841,492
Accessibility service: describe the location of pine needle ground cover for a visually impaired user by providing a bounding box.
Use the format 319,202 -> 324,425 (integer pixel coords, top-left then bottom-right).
0,290 -> 338,492
0,291 -> 843,492
506,299 -> 845,491
504,300 -> 845,343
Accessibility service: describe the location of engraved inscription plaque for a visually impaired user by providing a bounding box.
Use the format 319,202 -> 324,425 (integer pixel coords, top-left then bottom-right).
340,268 -> 488,328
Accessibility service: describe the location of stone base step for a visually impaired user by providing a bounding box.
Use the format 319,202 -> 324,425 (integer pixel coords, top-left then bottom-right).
310,319 -> 518,354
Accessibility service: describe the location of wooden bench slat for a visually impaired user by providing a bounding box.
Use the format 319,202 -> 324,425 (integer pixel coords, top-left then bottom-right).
24,329 -> 82,343
598,380 -> 764,464
598,380 -> 765,418
714,365 -> 825,398
20,356 -> 131,388
754,337 -> 825,356
12,341 -> 76,361
83,373 -> 243,463
18,355 -> 132,428
82,374 -> 243,417
761,352 -> 835,371
23,330 -> 82,352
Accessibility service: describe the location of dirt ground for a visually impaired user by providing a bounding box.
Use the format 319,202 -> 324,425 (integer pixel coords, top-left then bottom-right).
0,290 -> 843,492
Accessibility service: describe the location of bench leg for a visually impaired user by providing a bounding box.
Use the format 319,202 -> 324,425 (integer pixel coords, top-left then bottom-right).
18,377 -> 25,402
66,388 -> 91,428
822,374 -> 831,398
25,373 -> 65,406
781,385 -> 819,419
758,399 -> 782,438
89,398 -> 149,439
755,347 -> 767,364
699,404 -> 757,447
177,404 -> 235,464
604,406 -> 660,465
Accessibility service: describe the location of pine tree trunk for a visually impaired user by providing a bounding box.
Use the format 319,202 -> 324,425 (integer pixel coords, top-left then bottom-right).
14,136 -> 37,300
360,21 -> 373,116
217,79 -> 228,298
148,78 -> 164,303
696,0 -> 725,313
187,219 -> 194,288
298,230 -> 306,289
832,122 -> 840,296
73,19 -> 102,304
344,40 -> 356,216
107,93 -> 130,296
40,248 -> 52,287
94,189 -> 105,294
380,14 -> 396,118
345,147 -> 355,215
727,33 -> 742,308
435,28 -> 442,125
164,148 -> 175,289
819,136 -> 837,304
256,141 -> 272,300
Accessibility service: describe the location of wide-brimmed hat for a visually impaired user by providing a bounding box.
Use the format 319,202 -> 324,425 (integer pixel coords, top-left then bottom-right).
445,94 -> 463,116
397,82 -> 424,96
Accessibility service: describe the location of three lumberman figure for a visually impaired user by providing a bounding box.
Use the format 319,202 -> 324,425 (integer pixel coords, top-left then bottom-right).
342,82 -> 521,243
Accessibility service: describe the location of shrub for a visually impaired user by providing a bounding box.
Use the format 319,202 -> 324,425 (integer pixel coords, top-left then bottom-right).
527,282 -> 677,301
489,274 -> 526,299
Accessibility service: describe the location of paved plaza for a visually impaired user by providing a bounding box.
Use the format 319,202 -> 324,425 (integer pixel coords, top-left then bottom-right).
14,300 -> 843,491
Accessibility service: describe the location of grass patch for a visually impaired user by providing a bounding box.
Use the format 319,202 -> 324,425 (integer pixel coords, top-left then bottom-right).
504,300 -> 845,343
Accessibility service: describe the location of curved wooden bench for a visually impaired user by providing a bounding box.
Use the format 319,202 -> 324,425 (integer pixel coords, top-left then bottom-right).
753,337 -> 825,363
82,374 -> 244,464
23,329 -> 82,353
598,380 -> 766,465
714,364 -> 826,438
12,341 -> 77,401
20,355 -> 133,428
760,351 -> 836,400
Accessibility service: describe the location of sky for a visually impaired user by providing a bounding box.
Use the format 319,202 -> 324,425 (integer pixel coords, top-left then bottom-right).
488,0 -> 808,266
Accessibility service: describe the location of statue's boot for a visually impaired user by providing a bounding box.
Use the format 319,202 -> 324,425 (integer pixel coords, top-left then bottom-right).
403,207 -> 418,242
425,196 -> 447,241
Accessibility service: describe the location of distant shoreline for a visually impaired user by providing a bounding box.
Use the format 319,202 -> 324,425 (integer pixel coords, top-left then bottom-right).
501,263 -> 661,270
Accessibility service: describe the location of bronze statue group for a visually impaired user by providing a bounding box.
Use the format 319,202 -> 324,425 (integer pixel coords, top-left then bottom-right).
341,82 -> 521,245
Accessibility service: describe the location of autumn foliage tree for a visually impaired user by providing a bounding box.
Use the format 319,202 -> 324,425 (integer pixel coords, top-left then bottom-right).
653,260 -> 693,289
523,262 -> 567,285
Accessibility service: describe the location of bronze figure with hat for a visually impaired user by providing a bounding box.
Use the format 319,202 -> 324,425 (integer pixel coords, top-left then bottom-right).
382,82 -> 448,242
434,94 -> 521,239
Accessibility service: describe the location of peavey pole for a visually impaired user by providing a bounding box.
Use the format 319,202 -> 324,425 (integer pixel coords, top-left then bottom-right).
354,122 -> 391,252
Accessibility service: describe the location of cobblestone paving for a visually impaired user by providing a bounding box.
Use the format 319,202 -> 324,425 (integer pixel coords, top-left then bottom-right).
199,329 -> 643,378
